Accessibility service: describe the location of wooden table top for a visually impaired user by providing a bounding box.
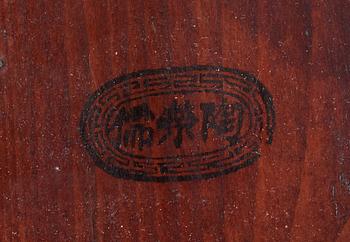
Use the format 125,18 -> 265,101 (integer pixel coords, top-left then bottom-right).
0,1 -> 349,241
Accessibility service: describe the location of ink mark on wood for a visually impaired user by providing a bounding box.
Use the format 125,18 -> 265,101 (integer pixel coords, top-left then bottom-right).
0,58 -> 5,70
80,66 -> 275,182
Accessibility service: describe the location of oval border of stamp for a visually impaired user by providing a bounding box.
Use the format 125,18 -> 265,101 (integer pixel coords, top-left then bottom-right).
80,65 -> 275,182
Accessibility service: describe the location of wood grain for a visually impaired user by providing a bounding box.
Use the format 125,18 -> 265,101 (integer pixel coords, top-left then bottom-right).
1,0 -> 349,241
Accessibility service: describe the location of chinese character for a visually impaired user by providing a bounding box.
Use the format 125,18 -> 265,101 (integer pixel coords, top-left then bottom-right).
157,100 -> 198,148
106,103 -> 155,150
200,100 -> 243,145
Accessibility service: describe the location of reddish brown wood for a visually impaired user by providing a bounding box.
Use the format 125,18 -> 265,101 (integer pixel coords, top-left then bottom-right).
1,0 -> 349,241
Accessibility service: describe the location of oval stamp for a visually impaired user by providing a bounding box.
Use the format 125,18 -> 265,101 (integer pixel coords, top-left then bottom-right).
80,66 -> 275,182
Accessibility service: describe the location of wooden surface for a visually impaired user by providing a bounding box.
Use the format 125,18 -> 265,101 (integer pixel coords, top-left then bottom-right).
1,0 -> 350,241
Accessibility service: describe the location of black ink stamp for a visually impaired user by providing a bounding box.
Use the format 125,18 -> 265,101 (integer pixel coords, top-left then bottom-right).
80,66 -> 275,182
